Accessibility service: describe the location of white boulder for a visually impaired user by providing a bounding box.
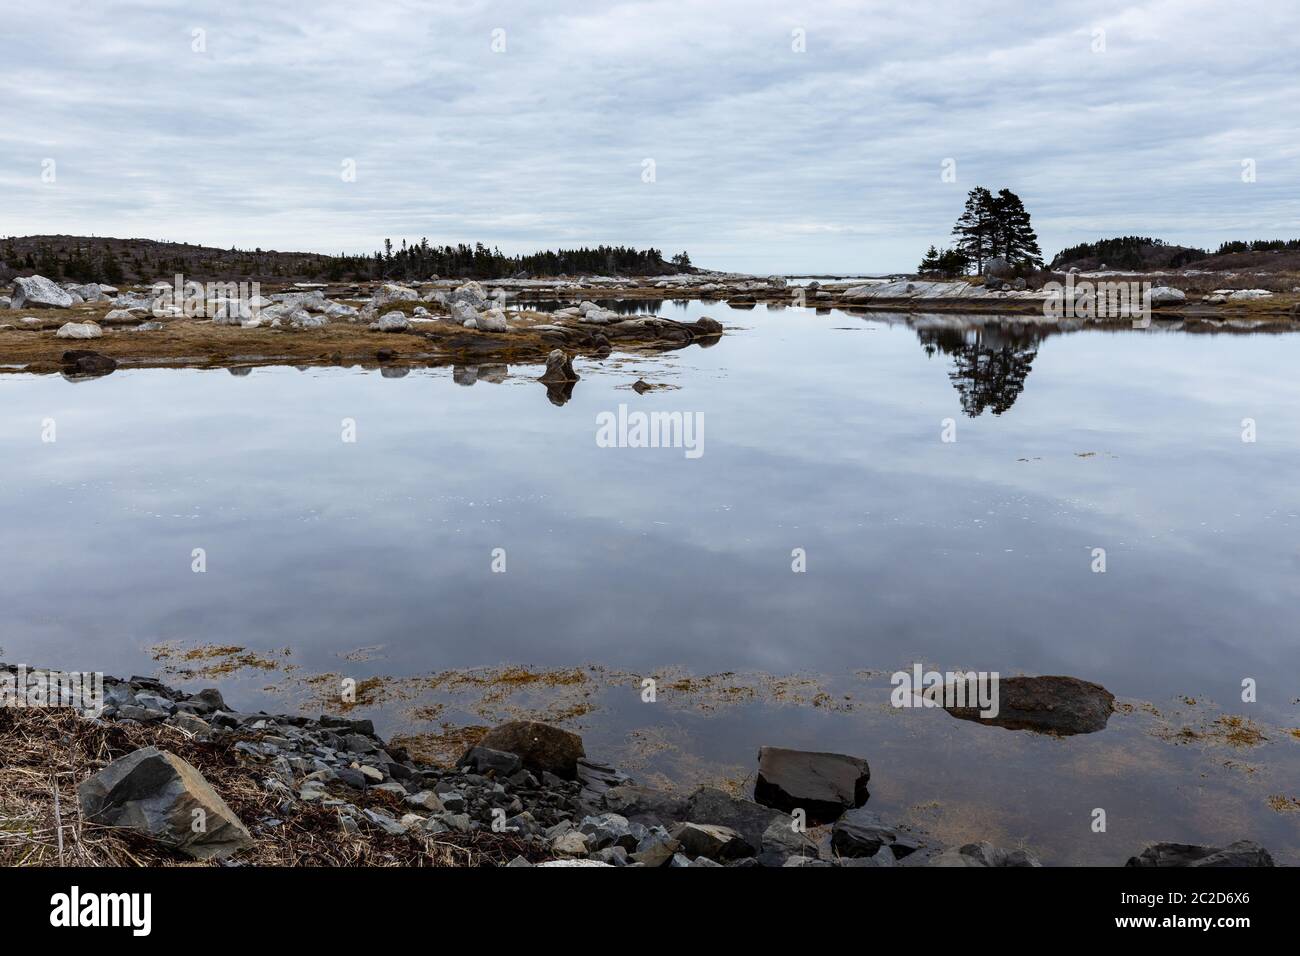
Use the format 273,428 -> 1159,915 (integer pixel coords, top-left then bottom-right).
56,321 -> 103,340
371,283 -> 419,309
474,308 -> 508,332
372,310 -> 411,332
13,275 -> 74,309
1146,287 -> 1186,305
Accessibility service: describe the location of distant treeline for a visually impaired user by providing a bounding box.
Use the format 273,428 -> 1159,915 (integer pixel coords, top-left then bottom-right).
1050,236 -> 1300,270
322,240 -> 692,281
0,237 -> 694,284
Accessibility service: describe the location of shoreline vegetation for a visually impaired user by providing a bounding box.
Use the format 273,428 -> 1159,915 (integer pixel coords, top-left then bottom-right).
0,663 -> 1278,868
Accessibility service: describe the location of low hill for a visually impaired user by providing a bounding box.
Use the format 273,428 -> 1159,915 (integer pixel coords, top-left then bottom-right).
0,235 -> 693,285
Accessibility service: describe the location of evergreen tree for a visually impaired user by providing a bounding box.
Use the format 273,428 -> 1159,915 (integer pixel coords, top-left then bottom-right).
950,186 -> 997,271
991,189 -> 1043,266
917,245 -> 942,273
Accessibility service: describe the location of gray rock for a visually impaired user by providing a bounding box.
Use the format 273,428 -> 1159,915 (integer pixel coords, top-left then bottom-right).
669,822 -> 753,861
982,257 -> 1012,279
372,310 -> 410,332
603,784 -> 688,826
77,746 -> 252,860
682,786 -> 783,853
371,283 -> 419,309
12,275 -> 74,309
536,858 -> 612,867
1146,286 -> 1186,306
56,321 -> 103,340
474,308 -> 508,332
630,827 -> 680,867
757,818 -> 820,867
831,808 -> 923,860
457,746 -> 522,777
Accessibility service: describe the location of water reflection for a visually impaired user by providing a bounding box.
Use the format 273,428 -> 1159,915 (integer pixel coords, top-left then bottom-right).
918,327 -> 1040,417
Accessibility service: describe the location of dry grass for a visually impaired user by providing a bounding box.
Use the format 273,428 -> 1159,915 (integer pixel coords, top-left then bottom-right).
0,302 -> 706,375
0,708 -> 546,867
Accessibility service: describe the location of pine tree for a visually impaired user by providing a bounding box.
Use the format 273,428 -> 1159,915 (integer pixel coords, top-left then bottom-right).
950,187 -> 997,271
918,245 -> 942,273
991,189 -> 1042,267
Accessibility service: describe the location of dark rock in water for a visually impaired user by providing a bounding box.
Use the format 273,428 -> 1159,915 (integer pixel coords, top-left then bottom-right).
457,746 -> 522,777
682,786 -> 784,852
669,822 -> 753,861
77,746 -> 252,860
474,720 -> 585,779
1125,840 -> 1274,867
831,808 -> 922,859
375,348 -> 396,361
754,746 -> 870,823
930,841 -> 1041,867
538,348 -> 578,384
692,316 -> 724,335
945,675 -> 1114,736
60,349 -> 117,376
632,379 -> 651,394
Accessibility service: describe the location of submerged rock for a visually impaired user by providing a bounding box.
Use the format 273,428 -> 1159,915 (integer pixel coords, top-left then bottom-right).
944,674 -> 1115,736
60,349 -> 117,376
1125,840 -> 1274,867
754,746 -> 870,823
77,746 -> 252,860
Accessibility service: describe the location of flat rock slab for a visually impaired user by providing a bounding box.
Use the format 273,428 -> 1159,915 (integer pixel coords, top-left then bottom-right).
77,745 -> 252,860
945,674 -> 1115,736
754,746 -> 870,823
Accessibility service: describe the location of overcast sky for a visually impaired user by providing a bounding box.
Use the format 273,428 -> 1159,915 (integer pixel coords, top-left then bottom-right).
3,0 -> 1297,273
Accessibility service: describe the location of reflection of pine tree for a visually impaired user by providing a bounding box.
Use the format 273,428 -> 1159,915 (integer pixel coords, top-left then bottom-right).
918,328 -> 1040,417
948,344 -> 1037,416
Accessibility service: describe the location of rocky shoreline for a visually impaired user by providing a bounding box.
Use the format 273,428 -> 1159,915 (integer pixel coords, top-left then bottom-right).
4,271 -> 1298,378
0,664 -> 1278,868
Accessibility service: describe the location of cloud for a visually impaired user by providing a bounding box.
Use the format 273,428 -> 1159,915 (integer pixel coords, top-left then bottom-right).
2,0 -> 1296,271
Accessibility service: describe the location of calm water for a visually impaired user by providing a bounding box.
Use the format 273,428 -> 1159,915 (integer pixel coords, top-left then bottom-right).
3,300 -> 1299,864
